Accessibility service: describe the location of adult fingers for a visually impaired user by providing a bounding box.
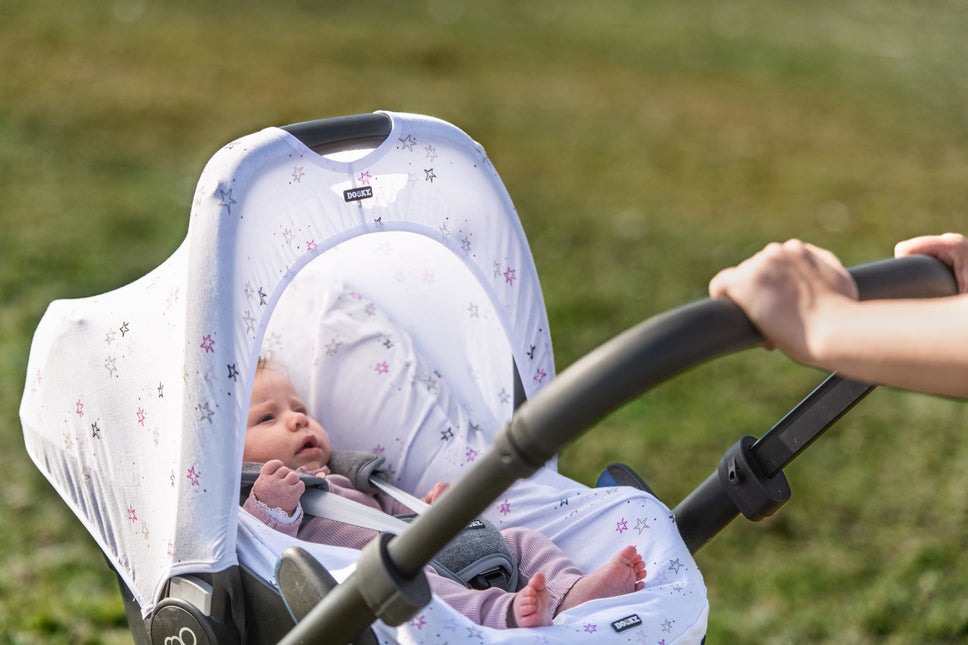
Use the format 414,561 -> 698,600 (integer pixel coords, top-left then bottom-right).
896,233 -> 968,294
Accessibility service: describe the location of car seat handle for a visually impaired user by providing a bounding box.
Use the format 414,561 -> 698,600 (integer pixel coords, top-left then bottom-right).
280,113 -> 393,155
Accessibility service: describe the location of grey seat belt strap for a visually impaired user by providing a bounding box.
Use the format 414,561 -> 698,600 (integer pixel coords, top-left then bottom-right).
298,486 -> 411,535
296,473 -> 520,593
369,475 -> 431,514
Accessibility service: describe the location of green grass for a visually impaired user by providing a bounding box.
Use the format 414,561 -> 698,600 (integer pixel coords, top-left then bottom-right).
3,1 -> 968,642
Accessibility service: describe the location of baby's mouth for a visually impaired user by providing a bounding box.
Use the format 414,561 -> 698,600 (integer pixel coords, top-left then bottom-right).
297,435 -> 319,455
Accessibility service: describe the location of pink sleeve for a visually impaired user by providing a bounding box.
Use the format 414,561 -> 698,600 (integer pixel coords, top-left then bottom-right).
242,490 -> 304,539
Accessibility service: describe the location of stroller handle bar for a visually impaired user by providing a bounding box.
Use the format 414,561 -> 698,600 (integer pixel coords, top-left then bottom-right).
278,254 -> 956,645
508,253 -> 957,464
281,113 -> 393,155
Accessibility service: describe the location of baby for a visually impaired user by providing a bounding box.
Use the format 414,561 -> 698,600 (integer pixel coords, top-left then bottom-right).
243,362 -> 646,629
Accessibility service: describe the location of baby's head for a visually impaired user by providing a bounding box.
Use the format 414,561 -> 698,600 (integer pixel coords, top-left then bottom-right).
244,359 -> 331,471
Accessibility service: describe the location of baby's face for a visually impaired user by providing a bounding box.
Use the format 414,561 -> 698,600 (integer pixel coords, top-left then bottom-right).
244,368 -> 331,471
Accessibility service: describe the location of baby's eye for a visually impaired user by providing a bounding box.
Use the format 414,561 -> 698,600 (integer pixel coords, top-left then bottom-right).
258,414 -> 274,424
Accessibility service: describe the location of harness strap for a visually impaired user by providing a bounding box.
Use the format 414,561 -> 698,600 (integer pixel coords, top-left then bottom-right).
241,460 -> 519,592
369,475 -> 431,514
299,485 -> 412,535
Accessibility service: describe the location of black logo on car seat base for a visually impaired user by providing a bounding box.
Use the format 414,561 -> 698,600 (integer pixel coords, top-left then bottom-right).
344,186 -> 374,202
611,614 -> 642,633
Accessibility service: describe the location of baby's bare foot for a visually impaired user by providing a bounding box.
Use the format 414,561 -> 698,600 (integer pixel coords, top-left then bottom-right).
556,545 -> 646,615
510,573 -> 552,628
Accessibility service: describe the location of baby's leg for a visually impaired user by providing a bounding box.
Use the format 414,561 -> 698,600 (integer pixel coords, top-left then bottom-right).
556,545 -> 646,615
501,527 -> 584,611
509,573 -> 552,628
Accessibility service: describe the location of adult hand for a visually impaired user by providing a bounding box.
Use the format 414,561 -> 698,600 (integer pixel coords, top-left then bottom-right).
708,239 -> 858,364
894,233 -> 968,294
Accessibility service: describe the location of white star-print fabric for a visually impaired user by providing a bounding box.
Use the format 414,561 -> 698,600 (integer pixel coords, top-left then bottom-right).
263,273 -> 501,495
21,112 -> 706,641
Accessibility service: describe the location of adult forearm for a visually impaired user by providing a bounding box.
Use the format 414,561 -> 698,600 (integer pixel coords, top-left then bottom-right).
806,296 -> 968,398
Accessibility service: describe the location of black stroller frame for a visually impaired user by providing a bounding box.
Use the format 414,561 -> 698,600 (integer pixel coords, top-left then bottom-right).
51,114 -> 961,644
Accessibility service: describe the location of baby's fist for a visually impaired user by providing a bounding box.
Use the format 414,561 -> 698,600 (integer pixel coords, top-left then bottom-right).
253,459 -> 305,515
424,481 -> 451,504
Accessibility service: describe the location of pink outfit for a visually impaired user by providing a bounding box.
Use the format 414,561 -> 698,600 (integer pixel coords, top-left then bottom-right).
243,467 -> 584,629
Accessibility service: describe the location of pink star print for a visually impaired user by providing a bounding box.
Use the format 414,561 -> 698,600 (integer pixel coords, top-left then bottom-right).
75,400 -> 84,417
410,615 -> 426,630
503,267 -> 517,285
533,368 -> 547,385
200,334 -> 215,353
187,466 -> 201,488
127,505 -> 137,522
466,447 -> 479,463
616,518 -> 629,534
583,623 -> 597,633
499,499 -> 511,516
358,170 -> 372,185
137,408 -> 146,426
374,361 -> 389,374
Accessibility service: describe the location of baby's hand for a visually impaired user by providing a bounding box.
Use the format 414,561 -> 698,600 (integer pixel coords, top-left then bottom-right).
424,481 -> 451,504
252,460 -> 305,516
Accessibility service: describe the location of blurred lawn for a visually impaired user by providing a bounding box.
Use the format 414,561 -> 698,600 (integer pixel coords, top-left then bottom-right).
2,1 -> 968,643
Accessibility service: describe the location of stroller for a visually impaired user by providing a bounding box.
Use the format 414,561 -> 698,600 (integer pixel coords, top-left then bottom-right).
19,112 -> 955,645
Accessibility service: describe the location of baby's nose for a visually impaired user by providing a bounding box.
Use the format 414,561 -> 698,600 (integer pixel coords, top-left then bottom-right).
287,411 -> 308,429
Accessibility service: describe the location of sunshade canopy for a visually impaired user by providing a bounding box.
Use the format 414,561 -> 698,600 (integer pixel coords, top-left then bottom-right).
21,112 -> 554,614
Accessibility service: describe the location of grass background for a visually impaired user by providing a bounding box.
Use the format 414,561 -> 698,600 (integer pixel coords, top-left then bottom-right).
2,1 -> 967,642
